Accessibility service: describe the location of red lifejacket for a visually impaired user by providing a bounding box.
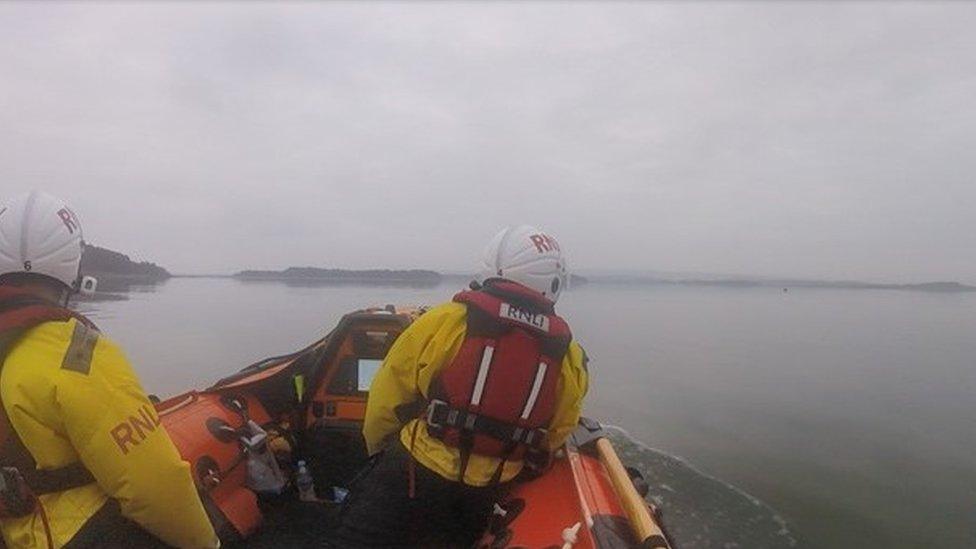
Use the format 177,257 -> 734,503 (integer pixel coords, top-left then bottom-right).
0,286 -> 97,515
426,280 -> 572,478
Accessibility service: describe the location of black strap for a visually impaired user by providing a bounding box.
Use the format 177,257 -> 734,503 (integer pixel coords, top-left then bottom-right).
488,440 -> 518,486
427,401 -> 548,450
20,461 -> 96,495
457,431 -> 474,483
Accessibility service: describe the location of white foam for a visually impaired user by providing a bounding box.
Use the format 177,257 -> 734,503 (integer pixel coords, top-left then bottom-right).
601,423 -> 799,547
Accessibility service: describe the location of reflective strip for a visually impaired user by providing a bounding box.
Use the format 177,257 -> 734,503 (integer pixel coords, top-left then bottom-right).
520,362 -> 548,420
470,345 -> 494,406
61,322 -> 98,374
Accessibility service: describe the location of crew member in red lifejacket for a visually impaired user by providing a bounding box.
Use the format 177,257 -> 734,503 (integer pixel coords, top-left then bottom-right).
0,191 -> 218,548
332,225 -> 589,548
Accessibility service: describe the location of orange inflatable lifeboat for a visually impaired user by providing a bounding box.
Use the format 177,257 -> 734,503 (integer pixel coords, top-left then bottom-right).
154,306 -> 672,548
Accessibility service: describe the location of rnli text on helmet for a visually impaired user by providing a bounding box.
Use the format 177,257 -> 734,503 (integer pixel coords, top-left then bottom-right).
529,234 -> 560,253
57,208 -> 79,234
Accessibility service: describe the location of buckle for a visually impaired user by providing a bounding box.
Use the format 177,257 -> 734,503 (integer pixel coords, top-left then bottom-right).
0,467 -> 36,518
426,399 -> 449,429
448,409 -> 461,427
524,428 -> 548,447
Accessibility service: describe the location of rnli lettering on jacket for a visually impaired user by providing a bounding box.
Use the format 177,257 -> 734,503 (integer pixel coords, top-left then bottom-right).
109,404 -> 163,455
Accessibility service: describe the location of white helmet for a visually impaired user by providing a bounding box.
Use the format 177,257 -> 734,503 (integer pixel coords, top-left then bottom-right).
478,225 -> 569,303
0,190 -> 87,291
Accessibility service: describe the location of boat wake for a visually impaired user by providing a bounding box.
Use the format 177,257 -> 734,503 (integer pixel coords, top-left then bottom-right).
604,426 -> 798,549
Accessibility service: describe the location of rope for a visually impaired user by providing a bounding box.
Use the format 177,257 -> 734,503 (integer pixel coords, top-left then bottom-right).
36,499 -> 54,549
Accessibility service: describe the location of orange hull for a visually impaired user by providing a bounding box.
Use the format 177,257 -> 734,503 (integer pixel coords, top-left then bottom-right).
484,448 -> 635,548
156,390 -> 273,542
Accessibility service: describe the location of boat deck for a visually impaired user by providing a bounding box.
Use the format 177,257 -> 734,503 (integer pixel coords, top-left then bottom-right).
241,497 -> 341,548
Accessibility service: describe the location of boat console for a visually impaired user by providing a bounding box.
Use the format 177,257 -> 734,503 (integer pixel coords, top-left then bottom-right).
155,306 -> 420,543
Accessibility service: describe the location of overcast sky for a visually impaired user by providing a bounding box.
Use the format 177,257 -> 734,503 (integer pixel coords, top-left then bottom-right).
1,2 -> 973,281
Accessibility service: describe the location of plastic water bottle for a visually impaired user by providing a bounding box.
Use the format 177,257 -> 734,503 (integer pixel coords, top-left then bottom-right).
296,460 -> 316,502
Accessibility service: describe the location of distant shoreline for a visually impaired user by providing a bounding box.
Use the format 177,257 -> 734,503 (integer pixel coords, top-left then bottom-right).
580,276 -> 976,293
82,244 -> 170,283
165,271 -> 975,293
231,267 -> 442,287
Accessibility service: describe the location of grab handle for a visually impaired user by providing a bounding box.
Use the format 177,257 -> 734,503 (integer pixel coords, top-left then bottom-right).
594,437 -> 672,549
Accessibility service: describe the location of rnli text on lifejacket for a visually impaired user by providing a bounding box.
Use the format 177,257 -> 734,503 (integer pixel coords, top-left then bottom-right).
110,405 -> 162,455
499,303 -> 551,332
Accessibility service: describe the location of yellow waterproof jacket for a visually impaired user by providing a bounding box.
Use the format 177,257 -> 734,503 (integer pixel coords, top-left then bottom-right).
364,302 -> 589,486
0,318 -> 219,549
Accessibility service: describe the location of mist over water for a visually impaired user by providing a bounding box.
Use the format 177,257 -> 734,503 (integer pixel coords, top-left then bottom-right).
79,279 -> 976,548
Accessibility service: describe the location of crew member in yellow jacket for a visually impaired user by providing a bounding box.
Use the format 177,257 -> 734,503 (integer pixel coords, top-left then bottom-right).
0,190 -> 218,548
332,225 -> 588,548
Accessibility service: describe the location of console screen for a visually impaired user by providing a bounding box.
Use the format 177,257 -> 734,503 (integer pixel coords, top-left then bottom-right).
358,359 -> 383,391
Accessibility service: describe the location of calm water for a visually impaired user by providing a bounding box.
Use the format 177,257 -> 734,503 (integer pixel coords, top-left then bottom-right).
78,278 -> 976,548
